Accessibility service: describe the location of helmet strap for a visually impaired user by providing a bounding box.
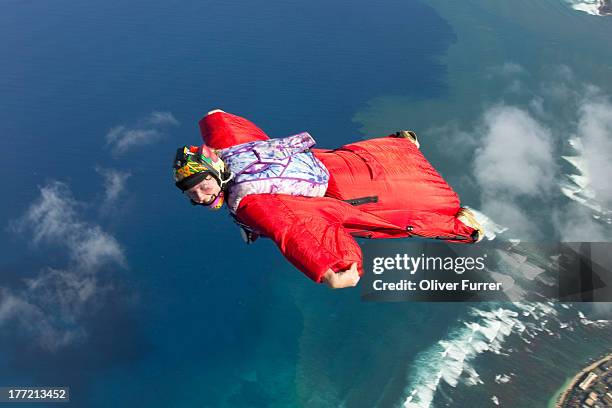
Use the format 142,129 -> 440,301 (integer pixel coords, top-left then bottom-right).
219,171 -> 234,190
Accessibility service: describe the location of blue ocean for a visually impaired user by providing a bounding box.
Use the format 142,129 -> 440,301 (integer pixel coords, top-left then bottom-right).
1,0 -> 611,407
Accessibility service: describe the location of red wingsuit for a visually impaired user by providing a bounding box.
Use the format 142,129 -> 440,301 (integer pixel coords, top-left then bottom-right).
199,111 -> 478,283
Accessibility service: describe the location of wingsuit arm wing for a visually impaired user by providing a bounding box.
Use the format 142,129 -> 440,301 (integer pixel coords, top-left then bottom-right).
235,194 -> 363,283
198,110 -> 270,149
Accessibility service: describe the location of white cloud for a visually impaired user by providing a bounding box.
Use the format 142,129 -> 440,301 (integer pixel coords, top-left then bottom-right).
3,181 -> 126,350
72,226 -> 125,270
431,122 -> 479,159
480,200 -> 539,239
474,105 -> 555,197
469,66 -> 612,241
506,79 -> 526,95
558,84 -> 612,229
499,62 -> 526,76
553,64 -> 574,82
24,269 -> 100,317
429,94 -> 558,239
0,288 -> 34,324
14,182 -> 125,269
553,203 -> 608,242
147,111 -> 180,126
105,111 -> 179,155
107,128 -> 163,155
18,181 -> 77,244
484,63 -> 528,95
528,96 -> 545,118
577,97 -> 612,204
0,277 -> 90,351
96,167 -> 131,206
537,66 -> 595,107
486,62 -> 526,79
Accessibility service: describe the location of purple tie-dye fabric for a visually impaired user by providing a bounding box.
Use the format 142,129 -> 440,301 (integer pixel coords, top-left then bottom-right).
219,132 -> 330,213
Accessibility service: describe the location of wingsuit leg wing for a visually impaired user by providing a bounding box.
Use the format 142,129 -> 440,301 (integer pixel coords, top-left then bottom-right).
313,137 -> 479,242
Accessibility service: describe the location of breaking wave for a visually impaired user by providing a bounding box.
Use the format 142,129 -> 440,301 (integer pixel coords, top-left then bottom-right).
560,137 -> 612,224
399,203 -> 610,408
401,303 -> 558,408
400,302 -> 610,408
563,0 -> 611,16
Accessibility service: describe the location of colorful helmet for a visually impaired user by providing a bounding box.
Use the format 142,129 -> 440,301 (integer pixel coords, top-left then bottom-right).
173,144 -> 230,193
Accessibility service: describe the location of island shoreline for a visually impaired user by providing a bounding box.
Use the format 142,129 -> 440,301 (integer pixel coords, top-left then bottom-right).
552,352 -> 612,407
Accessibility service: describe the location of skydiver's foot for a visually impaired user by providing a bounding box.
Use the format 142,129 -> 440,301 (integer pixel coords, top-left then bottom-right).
395,130 -> 420,149
457,207 -> 485,242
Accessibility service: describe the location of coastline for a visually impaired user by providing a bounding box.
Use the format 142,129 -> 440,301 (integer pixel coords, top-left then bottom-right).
551,353 -> 612,408
547,376 -> 575,408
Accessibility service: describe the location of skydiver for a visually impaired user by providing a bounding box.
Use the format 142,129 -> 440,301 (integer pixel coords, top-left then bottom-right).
173,110 -> 483,289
